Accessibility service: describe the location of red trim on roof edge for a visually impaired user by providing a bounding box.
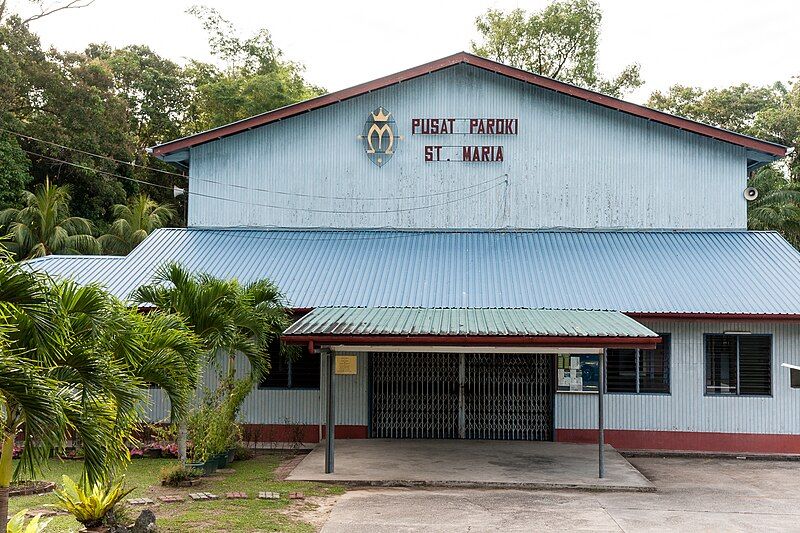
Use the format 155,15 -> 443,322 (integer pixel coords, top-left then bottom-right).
628,313 -> 800,321
281,334 -> 660,349
287,309 -> 800,322
152,52 -> 786,158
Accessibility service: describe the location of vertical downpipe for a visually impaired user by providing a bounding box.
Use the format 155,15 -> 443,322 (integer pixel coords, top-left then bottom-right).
325,349 -> 335,474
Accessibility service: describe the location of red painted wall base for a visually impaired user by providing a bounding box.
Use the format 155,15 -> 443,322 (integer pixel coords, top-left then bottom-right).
239,425 -> 799,453
556,429 -> 800,454
241,424 -> 368,443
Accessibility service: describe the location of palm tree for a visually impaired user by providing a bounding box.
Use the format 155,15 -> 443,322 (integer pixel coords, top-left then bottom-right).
133,262 -> 292,461
0,259 -> 202,531
0,262 -> 120,531
99,194 -> 176,255
0,179 -> 100,260
747,168 -> 800,248
109,307 -> 203,423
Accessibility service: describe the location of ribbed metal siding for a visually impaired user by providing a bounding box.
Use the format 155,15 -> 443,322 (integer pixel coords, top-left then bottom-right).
21,255 -> 124,288
285,307 -> 658,338
146,351 -> 368,426
99,228 -> 800,316
188,64 -> 746,230
555,319 -> 800,434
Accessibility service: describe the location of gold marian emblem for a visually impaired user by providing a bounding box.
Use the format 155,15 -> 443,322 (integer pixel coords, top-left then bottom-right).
359,107 -> 400,167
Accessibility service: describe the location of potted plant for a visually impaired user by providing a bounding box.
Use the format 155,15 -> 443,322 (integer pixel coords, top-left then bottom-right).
54,475 -> 133,532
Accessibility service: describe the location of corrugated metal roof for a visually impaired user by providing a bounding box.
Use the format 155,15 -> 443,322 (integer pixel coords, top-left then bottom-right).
22,228 -> 800,315
21,255 -> 124,288
283,307 -> 658,338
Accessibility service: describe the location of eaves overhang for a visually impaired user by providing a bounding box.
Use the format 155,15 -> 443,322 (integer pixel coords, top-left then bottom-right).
150,52 -> 788,162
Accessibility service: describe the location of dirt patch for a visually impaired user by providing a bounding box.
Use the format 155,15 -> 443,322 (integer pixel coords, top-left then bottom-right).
274,453 -> 308,480
279,495 -> 341,532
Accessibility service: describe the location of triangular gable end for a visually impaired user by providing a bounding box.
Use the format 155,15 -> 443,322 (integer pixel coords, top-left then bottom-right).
151,52 -> 786,164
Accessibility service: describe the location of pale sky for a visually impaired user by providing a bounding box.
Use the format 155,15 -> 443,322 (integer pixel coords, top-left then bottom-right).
10,0 -> 800,103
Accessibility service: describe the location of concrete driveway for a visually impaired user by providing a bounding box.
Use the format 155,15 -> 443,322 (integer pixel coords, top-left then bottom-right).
321,456 -> 800,532
289,439 -> 652,491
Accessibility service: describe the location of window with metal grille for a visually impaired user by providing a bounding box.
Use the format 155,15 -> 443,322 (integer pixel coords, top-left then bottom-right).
259,345 -> 320,389
606,335 -> 671,393
705,334 -> 771,396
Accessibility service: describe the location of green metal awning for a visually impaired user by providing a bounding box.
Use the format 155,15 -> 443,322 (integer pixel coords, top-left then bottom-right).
283,307 -> 659,349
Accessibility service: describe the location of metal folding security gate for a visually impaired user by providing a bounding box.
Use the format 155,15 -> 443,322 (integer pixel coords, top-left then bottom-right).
370,352 -> 553,440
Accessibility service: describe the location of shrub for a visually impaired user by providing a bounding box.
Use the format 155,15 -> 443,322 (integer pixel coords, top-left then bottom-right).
187,378 -> 251,463
159,464 -> 202,487
54,475 -> 133,528
233,443 -> 255,461
6,510 -> 51,533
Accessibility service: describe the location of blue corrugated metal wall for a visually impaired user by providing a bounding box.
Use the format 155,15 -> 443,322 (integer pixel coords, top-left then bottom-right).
555,319 -> 800,434
188,63 -> 747,230
147,352 -> 369,428
147,320 -> 800,436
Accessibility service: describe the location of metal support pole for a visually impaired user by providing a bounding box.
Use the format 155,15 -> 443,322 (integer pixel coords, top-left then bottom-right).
325,349 -> 335,474
598,348 -> 605,479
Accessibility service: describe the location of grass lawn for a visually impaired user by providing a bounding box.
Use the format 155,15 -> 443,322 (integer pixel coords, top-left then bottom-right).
8,453 -> 343,532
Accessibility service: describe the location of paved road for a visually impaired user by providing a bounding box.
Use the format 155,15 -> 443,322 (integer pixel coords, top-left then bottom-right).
321,457 -> 800,532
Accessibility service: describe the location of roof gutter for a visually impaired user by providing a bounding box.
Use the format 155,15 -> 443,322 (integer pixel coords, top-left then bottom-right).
281,334 -> 661,350
628,313 -> 800,321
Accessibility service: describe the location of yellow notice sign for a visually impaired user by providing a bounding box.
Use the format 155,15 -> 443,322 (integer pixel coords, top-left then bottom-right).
335,355 -> 358,375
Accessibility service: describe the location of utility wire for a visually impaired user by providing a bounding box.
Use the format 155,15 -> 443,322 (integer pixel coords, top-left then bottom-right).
4,128 -> 508,201
22,149 -> 508,215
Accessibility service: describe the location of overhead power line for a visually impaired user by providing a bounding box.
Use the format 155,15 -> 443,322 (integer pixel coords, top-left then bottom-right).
22,149 -> 508,215
4,128 -> 508,201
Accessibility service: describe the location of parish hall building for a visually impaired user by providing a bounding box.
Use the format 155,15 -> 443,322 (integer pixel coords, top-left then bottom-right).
27,52 -> 800,456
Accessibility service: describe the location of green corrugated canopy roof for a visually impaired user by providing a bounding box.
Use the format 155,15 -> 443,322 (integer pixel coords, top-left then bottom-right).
283,308 -> 658,346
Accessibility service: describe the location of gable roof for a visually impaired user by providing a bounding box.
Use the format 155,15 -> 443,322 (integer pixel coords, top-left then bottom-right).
24,228 -> 800,317
151,52 -> 787,160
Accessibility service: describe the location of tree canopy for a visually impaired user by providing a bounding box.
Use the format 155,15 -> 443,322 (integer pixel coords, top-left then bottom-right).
472,0 -> 643,97
0,2 -> 323,234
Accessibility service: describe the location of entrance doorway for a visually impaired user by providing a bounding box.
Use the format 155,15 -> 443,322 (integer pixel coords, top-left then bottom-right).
370,352 -> 554,440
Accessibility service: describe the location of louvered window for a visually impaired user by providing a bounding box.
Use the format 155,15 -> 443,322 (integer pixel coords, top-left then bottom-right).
705,334 -> 771,396
606,335 -> 670,394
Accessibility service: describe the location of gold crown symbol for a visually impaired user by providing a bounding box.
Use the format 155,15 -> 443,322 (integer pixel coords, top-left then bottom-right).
371,107 -> 391,122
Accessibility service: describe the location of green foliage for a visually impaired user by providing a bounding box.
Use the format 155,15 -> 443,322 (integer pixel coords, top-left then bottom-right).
159,464 -> 202,486
0,179 -> 99,260
0,4 -> 323,233
99,193 -> 175,255
472,0 -> 642,97
5,509 -> 51,533
134,262 -> 292,381
0,134 -> 32,209
0,254 -> 203,529
187,378 -> 252,462
648,79 -> 800,245
53,475 -> 132,528
747,167 -> 800,247
184,6 -> 324,131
